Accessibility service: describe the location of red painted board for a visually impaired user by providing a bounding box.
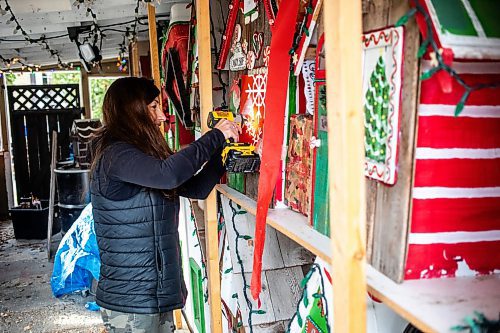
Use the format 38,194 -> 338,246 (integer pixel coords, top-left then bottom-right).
420,74 -> 500,105
417,116 -> 500,149
411,198 -> 500,233
414,158 -> 500,188
405,241 -> 500,279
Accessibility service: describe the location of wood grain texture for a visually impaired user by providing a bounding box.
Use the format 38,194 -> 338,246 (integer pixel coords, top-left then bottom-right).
323,0 -> 367,331
196,0 -> 222,330
221,195 -> 285,273
275,231 -> 315,268
266,266 -> 304,321
369,0 -> 421,282
367,264 -> 500,333
233,271 -> 275,325
218,184 -> 332,264
362,0 -> 391,265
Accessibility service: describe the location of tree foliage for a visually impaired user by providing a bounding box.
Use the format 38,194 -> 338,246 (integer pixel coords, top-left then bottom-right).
90,78 -> 117,119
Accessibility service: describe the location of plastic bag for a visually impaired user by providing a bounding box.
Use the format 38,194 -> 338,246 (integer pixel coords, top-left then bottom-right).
50,203 -> 100,297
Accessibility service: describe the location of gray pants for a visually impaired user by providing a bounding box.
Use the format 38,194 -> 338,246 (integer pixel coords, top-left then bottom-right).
100,308 -> 175,333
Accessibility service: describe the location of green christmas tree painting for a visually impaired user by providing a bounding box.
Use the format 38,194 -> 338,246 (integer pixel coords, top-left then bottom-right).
364,55 -> 390,164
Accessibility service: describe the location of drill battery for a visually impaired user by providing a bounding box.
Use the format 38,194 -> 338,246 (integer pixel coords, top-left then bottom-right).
207,111 -> 260,173
221,142 -> 261,173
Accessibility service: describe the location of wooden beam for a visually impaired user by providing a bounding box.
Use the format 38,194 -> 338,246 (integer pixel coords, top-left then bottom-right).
0,80 -> 8,152
148,4 -> 161,89
130,42 -> 141,77
80,69 -> 91,119
147,3 -> 164,135
323,0 -> 367,332
196,0 -> 222,331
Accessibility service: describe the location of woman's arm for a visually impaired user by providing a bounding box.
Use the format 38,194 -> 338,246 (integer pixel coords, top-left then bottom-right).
177,147 -> 225,199
103,129 -> 226,190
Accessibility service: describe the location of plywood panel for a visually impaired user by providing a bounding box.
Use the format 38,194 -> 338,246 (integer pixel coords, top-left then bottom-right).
221,196 -> 285,273
266,267 -> 304,321
362,0 -> 391,265
232,271 -> 275,325
275,231 -> 315,267
369,0 -> 421,282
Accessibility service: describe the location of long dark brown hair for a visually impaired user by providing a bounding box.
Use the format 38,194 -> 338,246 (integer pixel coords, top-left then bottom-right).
91,77 -> 173,171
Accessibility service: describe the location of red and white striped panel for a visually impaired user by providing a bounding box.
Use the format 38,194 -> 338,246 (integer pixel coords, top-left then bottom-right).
405,61 -> 500,280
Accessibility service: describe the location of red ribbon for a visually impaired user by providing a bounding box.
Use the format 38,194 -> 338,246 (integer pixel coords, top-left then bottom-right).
250,0 -> 299,302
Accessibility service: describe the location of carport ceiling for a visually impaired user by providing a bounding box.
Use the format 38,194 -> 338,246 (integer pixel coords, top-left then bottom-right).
0,0 -> 179,69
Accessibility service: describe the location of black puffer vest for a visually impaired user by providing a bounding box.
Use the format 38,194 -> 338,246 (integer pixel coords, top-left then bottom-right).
91,171 -> 187,314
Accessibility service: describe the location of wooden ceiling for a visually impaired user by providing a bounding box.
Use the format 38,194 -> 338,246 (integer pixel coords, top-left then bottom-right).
0,0 -> 179,69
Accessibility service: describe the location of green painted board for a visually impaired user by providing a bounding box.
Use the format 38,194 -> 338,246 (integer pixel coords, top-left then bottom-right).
431,0 -> 477,36
189,258 -> 205,333
227,172 -> 245,193
470,0 -> 500,38
313,84 -> 329,237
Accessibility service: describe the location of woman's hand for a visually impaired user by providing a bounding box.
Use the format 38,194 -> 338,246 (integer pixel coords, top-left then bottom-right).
214,119 -> 241,141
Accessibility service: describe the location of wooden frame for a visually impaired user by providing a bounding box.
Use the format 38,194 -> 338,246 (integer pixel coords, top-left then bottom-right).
195,0 -> 223,332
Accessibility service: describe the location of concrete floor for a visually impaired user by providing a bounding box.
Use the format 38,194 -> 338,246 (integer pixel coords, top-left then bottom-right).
0,220 -> 105,333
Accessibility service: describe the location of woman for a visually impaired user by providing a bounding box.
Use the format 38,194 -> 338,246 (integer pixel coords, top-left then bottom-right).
90,77 -> 239,333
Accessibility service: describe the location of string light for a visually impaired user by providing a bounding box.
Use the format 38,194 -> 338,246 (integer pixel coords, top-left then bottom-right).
286,263 -> 331,332
396,0 -> 500,116
1,0 -> 71,69
0,0 -> 159,72
0,54 -> 41,73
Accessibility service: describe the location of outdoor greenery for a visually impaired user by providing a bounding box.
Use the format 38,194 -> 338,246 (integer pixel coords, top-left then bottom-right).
3,70 -> 115,119
49,71 -> 80,84
90,78 -> 117,119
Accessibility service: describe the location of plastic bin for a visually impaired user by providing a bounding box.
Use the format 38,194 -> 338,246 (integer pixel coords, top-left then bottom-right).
9,201 -> 61,239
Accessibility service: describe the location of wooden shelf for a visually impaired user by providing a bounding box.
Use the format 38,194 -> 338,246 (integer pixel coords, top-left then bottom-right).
367,264 -> 500,333
218,185 -> 500,333
216,184 -> 332,264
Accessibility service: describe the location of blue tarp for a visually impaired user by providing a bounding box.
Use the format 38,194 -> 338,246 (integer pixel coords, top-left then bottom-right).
50,203 -> 101,298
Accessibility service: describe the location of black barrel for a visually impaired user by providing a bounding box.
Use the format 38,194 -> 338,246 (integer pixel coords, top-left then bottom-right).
55,168 -> 90,233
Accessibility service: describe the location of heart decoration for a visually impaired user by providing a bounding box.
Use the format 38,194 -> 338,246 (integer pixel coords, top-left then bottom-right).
252,32 -> 264,59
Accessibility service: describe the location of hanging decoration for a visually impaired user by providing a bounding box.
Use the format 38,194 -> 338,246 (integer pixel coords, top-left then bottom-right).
229,24 -> 247,71
246,51 -> 256,70
216,0 -> 240,70
239,73 -> 266,150
395,0 -> 500,116
243,0 -> 259,24
287,258 -> 332,333
229,77 -> 241,115
251,0 -> 299,302
310,34 -> 329,236
301,60 -> 315,115
284,114 -> 314,216
362,26 -> 404,185
252,32 -> 264,60
263,46 -> 271,67
263,0 -> 277,26
292,0 -> 322,76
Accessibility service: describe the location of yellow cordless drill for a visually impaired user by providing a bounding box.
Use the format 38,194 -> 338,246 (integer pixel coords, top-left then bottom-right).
207,111 -> 260,173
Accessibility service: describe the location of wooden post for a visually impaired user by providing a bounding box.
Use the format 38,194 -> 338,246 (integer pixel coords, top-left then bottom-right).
81,69 -> 91,119
47,131 -> 57,260
148,4 -> 161,89
196,0 -> 222,332
323,0 -> 367,332
130,42 -> 141,77
148,3 -> 165,135
0,81 -> 8,152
